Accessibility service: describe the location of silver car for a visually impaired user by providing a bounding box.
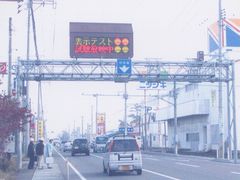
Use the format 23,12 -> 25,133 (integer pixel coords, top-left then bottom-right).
103,136 -> 142,176
63,141 -> 72,152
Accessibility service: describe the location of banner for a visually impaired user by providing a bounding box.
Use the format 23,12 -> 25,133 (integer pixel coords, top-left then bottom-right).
96,113 -> 106,135
208,18 -> 240,53
0,62 -> 7,74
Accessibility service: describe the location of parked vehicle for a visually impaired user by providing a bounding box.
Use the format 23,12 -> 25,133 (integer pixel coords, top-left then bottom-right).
63,141 -> 72,152
71,138 -> 90,156
103,135 -> 142,176
93,136 -> 108,153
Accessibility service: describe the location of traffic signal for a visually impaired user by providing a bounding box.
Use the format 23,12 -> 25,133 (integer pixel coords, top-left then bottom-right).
197,51 -> 204,61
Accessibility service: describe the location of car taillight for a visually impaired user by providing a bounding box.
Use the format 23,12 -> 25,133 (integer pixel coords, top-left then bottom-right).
110,153 -> 118,161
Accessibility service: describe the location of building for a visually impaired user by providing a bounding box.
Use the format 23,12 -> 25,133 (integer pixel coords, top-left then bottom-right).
155,82 -> 233,152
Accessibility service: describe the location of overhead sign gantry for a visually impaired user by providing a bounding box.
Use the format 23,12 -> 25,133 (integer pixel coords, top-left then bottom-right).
16,59 -> 232,82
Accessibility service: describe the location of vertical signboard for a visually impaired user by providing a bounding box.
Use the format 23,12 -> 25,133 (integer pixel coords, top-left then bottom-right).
70,22 -> 133,59
37,120 -> 44,139
0,62 -> 7,74
96,113 -> 106,135
30,119 -> 36,141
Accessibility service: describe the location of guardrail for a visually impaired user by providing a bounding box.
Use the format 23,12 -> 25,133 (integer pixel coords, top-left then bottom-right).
54,149 -> 87,180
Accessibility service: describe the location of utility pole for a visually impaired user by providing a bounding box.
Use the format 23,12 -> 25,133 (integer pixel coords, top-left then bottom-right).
81,116 -> 84,137
144,89 -> 147,150
93,94 -> 98,135
173,80 -> 178,155
74,120 -> 76,139
91,105 -> 93,140
22,0 -> 32,156
16,62 -> 22,169
232,63 -> 238,163
226,66 -> 232,160
218,0 -> 224,159
8,17 -> 12,96
124,83 -> 128,136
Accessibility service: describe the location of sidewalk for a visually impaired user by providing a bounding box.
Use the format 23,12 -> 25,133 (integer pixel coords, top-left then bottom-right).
32,160 -> 64,180
16,156 -> 64,180
16,158 -> 35,180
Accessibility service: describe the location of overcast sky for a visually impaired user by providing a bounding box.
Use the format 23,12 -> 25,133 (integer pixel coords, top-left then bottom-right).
0,0 -> 240,137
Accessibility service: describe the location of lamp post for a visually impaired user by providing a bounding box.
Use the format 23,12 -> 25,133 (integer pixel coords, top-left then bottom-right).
93,94 -> 98,135
232,59 -> 239,163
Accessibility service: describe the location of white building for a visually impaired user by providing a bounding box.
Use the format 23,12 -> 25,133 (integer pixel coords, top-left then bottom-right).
154,82 -> 238,152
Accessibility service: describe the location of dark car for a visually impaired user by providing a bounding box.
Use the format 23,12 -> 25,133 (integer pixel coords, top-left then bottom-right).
71,138 -> 90,156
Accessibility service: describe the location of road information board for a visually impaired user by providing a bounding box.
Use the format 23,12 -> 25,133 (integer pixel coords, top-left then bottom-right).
70,22 -> 133,59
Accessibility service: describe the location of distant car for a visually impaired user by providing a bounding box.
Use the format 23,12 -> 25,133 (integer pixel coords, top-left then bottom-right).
63,141 -> 72,152
94,136 -> 108,153
103,135 -> 142,176
71,138 -> 90,156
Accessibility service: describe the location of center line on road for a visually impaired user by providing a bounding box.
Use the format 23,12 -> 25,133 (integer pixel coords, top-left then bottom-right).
232,172 -> 240,175
176,162 -> 200,168
143,169 -> 181,180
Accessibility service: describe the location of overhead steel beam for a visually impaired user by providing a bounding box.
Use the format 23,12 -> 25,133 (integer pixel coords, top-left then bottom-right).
16,59 -> 232,83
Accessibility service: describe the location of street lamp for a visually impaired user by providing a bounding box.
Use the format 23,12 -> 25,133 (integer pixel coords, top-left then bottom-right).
93,94 -> 98,135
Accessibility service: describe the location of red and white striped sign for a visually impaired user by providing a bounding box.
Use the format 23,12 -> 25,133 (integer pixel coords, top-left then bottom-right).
0,62 -> 7,74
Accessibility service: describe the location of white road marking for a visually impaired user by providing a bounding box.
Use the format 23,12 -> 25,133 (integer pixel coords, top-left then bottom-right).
55,149 -> 87,180
232,172 -> 240,175
175,162 -> 200,168
93,153 -> 181,179
169,158 -> 190,162
144,156 -> 190,162
144,157 -> 159,161
91,154 -> 103,159
143,169 -> 181,180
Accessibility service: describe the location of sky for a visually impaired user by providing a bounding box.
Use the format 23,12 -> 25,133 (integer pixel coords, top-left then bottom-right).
0,0 -> 240,137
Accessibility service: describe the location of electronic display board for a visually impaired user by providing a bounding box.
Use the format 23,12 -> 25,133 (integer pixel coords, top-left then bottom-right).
70,22 -> 133,59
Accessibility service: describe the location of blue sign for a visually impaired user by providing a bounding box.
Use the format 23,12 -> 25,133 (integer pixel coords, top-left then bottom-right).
119,127 -> 125,133
127,127 -> 133,132
119,127 -> 133,133
116,59 -> 132,75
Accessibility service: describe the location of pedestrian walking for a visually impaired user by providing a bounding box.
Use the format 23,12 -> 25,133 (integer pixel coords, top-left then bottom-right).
36,138 -> 44,169
27,138 -> 35,169
45,139 -> 54,169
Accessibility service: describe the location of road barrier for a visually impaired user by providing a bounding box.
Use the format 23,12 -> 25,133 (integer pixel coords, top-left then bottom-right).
54,148 -> 87,180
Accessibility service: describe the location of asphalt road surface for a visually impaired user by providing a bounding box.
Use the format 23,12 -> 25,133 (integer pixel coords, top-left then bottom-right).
55,150 -> 240,180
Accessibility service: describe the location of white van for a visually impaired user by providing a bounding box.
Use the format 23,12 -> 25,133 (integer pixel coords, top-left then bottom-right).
103,135 -> 142,176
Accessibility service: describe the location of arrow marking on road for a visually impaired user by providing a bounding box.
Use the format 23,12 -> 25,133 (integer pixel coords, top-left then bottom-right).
232,172 -> 240,175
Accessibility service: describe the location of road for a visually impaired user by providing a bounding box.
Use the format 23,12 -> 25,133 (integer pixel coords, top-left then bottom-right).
54,150 -> 240,180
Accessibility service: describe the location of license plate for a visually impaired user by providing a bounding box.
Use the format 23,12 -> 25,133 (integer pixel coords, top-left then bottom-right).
74,147 -> 79,149
119,165 -> 133,171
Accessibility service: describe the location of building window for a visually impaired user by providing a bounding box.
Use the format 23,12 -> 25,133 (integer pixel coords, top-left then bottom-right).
186,133 -> 199,142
